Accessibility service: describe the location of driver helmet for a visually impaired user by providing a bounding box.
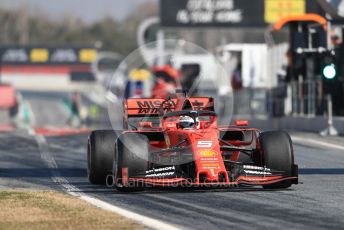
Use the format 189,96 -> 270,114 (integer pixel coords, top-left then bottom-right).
179,116 -> 200,129
179,116 -> 194,129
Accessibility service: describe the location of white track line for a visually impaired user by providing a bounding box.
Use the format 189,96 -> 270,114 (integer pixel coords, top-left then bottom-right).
78,194 -> 180,230
28,114 -> 180,230
291,135 -> 344,151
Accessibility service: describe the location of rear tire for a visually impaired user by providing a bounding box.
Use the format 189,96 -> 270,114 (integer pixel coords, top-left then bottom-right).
115,133 -> 149,192
259,131 -> 294,189
87,130 -> 120,185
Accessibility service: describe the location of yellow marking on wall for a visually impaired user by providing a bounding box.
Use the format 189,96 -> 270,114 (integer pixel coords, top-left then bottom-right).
79,49 -> 97,63
129,69 -> 151,81
265,0 -> 306,24
30,49 -> 49,62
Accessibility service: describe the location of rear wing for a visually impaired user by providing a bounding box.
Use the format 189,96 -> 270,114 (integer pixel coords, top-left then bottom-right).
125,97 -> 214,117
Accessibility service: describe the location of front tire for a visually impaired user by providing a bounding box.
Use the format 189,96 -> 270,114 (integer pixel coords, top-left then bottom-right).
114,133 -> 149,192
87,130 -> 120,185
259,131 -> 295,189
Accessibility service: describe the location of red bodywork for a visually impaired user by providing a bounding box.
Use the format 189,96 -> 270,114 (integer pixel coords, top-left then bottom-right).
120,96 -> 297,188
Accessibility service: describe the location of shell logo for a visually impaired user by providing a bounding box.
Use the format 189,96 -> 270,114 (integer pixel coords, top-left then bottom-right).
198,149 -> 217,157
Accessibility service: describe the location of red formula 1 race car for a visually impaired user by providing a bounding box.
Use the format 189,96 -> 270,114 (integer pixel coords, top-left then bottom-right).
87,91 -> 298,192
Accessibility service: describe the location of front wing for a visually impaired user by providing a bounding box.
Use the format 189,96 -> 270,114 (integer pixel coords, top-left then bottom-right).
126,176 -> 297,187
120,164 -> 298,188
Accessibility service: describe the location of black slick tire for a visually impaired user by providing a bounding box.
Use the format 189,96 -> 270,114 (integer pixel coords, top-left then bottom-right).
115,133 -> 149,192
259,131 -> 294,189
87,130 -> 120,185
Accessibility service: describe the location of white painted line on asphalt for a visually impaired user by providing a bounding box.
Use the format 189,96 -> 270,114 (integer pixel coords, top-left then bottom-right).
291,135 -> 344,151
78,194 -> 181,230
32,124 -> 180,230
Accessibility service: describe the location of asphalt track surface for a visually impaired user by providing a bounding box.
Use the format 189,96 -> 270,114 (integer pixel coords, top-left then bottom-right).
1,91 -> 344,229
